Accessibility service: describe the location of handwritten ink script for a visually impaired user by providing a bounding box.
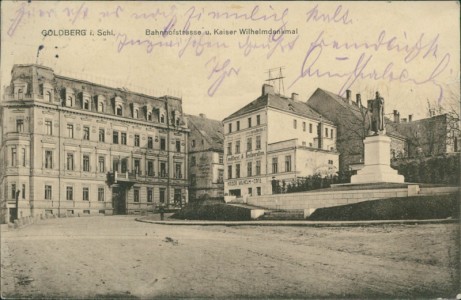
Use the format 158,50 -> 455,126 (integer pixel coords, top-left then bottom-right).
288,30 -> 449,101
5,2 -> 456,100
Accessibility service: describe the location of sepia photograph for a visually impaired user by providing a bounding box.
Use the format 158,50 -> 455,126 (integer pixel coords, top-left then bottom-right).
1,1 -> 460,298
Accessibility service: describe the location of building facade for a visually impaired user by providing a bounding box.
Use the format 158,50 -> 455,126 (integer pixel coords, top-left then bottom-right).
186,114 -> 224,201
222,84 -> 339,199
0,64 -> 188,223
392,112 -> 459,158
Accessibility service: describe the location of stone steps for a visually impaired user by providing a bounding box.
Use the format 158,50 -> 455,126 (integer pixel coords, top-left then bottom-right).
260,210 -> 305,220
419,186 -> 459,195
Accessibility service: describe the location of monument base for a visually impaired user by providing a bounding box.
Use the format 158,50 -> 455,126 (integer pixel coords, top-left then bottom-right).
350,135 -> 405,184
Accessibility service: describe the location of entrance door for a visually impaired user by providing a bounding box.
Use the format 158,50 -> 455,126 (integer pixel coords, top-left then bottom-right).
9,208 -> 16,223
112,186 -> 126,214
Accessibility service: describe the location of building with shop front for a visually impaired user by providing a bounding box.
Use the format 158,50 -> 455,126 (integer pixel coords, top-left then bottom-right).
0,64 -> 188,223
186,114 -> 224,201
222,84 -> 339,199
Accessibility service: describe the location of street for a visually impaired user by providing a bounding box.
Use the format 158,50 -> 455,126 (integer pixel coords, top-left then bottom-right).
1,216 -> 459,298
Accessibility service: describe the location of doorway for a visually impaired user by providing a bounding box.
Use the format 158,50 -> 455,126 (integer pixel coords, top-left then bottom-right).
112,186 -> 126,214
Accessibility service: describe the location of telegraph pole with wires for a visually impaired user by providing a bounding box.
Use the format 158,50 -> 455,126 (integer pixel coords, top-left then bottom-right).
266,67 -> 285,96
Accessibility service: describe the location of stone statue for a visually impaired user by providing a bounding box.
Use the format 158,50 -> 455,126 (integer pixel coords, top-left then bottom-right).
367,91 -> 385,135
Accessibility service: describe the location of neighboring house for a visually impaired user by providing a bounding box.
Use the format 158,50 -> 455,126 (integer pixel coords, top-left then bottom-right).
186,114 -> 224,201
393,112 -> 459,157
0,64 -> 189,223
307,88 -> 407,172
222,84 -> 339,198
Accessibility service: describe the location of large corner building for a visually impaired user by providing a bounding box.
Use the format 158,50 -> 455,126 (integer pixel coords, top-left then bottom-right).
222,84 -> 339,198
1,64 -> 189,222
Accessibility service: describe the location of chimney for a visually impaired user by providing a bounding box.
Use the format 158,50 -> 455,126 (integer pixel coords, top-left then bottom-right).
346,90 -> 351,103
408,114 -> 413,122
199,113 -> 206,118
393,110 -> 400,123
291,93 -> 299,101
356,94 -> 362,107
262,84 -> 274,96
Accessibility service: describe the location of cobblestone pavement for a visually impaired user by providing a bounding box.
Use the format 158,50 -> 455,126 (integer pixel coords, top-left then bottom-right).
1,216 -> 459,298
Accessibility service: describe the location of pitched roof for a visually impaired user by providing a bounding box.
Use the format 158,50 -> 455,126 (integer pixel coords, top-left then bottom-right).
186,114 -> 223,151
223,92 -> 333,124
309,88 -> 406,139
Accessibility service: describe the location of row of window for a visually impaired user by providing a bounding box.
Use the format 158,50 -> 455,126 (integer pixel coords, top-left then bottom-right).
9,182 -> 182,204
63,186 -> 105,201
247,187 -> 262,196
44,150 -> 183,178
227,160 -> 262,179
271,156 -> 292,174
226,156 -> 292,179
56,91 -> 176,125
228,114 -> 261,133
227,135 -> 262,155
44,121 -> 182,151
8,183 -> 105,202
292,119 -> 335,138
132,187 -> 182,203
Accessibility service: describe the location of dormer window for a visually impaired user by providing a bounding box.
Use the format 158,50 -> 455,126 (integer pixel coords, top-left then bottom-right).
176,118 -> 180,126
96,95 -> 106,113
147,112 -> 152,121
160,114 -> 165,123
66,96 -> 73,107
46,91 -> 52,103
82,92 -> 91,110
134,108 -> 139,119
116,104 -> 123,116
18,89 -> 24,99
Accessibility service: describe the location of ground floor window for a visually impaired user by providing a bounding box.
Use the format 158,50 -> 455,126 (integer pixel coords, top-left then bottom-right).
66,187 -> 73,200
229,189 -> 241,197
147,188 -> 153,202
98,187 -> 104,202
134,188 -> 140,202
83,187 -> 89,201
174,189 -> 182,206
159,188 -> 166,203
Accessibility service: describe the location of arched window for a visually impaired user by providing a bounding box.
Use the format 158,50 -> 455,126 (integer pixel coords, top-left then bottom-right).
66,96 -> 73,107
116,104 -> 123,116
83,99 -> 90,110
134,109 -> 139,119
98,102 -> 104,112
46,91 -> 52,103
147,112 -> 152,121
160,114 -> 165,123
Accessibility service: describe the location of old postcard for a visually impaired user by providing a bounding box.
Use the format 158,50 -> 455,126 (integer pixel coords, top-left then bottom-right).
1,1 -> 460,298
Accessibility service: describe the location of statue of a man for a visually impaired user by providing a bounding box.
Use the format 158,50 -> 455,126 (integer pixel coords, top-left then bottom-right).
368,91 -> 385,135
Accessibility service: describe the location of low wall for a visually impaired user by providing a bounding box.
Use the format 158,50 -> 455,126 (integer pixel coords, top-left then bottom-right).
247,186 -> 416,210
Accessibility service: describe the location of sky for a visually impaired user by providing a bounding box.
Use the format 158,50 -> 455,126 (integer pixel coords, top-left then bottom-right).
1,1 -> 459,121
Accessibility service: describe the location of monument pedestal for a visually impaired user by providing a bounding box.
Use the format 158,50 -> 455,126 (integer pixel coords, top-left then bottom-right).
350,135 -> 404,184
